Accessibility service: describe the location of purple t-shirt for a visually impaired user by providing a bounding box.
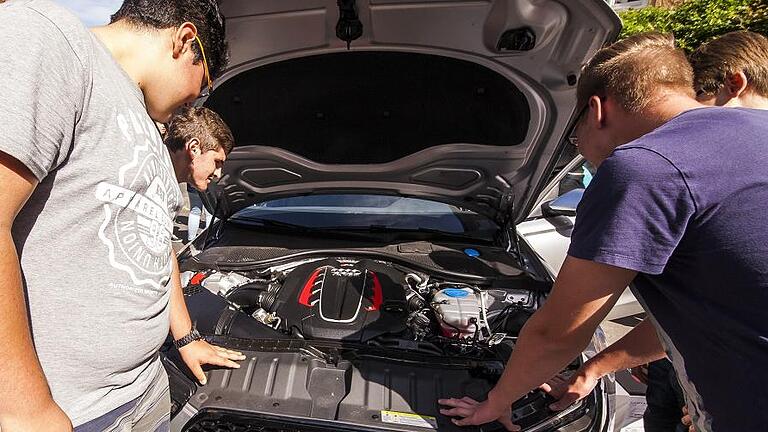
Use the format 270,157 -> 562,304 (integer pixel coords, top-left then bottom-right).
569,107 -> 768,431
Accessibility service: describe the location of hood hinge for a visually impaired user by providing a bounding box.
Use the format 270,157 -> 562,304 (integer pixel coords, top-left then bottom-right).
496,191 -> 520,260
201,187 -> 227,247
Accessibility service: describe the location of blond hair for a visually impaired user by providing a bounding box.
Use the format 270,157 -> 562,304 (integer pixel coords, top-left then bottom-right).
577,32 -> 694,113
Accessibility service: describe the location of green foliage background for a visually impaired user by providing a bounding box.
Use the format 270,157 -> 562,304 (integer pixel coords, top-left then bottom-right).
619,0 -> 768,52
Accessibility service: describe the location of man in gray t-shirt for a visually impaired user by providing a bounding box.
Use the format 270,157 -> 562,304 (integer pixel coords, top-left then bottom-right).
0,1 -> 243,430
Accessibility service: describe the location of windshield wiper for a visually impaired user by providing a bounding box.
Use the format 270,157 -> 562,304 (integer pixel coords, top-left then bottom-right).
227,217 -> 385,241
229,218 -> 491,244
229,217 -> 317,231
343,225 -> 492,244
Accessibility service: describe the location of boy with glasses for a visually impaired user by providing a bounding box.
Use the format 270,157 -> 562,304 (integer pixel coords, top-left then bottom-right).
439,32 -> 768,432
527,30 -> 768,432
0,1 -> 243,431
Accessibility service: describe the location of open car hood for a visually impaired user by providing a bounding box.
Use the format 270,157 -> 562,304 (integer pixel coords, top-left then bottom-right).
205,0 -> 620,223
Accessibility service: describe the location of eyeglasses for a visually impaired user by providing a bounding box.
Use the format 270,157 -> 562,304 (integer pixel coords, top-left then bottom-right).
567,104 -> 588,147
194,35 -> 213,97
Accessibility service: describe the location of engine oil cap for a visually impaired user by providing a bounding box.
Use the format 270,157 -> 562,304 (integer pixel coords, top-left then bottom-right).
443,288 -> 470,298
464,248 -> 480,258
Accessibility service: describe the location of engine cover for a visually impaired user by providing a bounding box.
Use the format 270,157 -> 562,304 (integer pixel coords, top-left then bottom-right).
270,259 -> 408,342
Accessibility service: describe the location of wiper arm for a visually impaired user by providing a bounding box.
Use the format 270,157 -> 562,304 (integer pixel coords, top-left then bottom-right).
229,219 -> 489,243
348,225 -> 491,243
229,216 -> 317,232
228,217 -> 385,242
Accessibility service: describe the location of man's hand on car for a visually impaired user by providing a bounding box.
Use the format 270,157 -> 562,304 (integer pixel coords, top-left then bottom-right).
179,340 -> 246,385
438,392 -> 520,431
681,406 -> 696,432
539,369 -> 599,411
539,319 -> 665,412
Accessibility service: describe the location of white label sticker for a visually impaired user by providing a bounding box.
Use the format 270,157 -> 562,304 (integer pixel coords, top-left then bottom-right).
381,410 -> 438,429
629,399 -> 647,418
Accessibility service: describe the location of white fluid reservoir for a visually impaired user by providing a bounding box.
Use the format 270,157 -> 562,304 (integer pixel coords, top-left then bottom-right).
432,287 -> 482,338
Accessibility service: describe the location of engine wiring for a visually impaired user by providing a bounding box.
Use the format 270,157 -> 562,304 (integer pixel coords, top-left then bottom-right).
182,257 -> 537,364
490,303 -> 521,333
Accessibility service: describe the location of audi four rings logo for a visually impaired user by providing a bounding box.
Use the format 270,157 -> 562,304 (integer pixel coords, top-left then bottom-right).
330,268 -> 362,277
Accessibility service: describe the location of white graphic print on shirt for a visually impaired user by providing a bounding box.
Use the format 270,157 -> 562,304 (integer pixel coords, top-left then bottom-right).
95,108 -> 180,291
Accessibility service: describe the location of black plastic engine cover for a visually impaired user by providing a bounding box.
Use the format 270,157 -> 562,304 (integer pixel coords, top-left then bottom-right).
270,259 -> 408,342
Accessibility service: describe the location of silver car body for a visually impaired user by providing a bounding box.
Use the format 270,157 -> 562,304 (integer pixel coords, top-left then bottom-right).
171,1 -> 633,431
518,156 -> 644,321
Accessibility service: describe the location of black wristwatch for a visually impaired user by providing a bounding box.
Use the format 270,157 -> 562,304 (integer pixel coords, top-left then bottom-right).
174,326 -> 203,349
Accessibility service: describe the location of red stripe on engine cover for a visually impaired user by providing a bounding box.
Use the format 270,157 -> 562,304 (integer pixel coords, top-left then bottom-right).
190,272 -> 207,285
299,268 -> 323,306
366,271 -> 383,312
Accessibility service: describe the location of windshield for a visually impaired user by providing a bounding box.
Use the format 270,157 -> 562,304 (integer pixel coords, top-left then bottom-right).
230,194 -> 499,242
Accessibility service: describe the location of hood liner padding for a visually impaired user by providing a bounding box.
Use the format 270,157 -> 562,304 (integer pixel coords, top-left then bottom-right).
206,51 -> 530,164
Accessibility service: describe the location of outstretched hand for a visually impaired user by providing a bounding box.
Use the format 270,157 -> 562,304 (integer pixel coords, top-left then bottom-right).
179,340 -> 246,385
438,368 -> 600,430
539,370 -> 599,411
438,395 -> 520,431
681,406 -> 696,432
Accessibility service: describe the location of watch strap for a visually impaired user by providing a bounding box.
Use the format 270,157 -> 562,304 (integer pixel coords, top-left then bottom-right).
174,327 -> 203,349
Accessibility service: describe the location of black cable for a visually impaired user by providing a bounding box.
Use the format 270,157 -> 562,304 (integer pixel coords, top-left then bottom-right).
289,325 -> 305,339
490,304 -> 521,333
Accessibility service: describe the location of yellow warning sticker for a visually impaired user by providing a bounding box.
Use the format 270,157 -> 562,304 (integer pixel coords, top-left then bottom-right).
380,410 -> 438,429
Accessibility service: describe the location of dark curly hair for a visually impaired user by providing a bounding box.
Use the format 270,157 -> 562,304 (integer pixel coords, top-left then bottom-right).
110,0 -> 228,79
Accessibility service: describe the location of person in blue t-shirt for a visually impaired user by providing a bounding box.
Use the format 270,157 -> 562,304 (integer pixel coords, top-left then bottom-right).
439,32 -> 768,432
535,30 -> 768,432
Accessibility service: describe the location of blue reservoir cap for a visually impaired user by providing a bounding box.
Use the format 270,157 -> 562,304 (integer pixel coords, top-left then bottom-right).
443,288 -> 470,298
464,248 -> 480,258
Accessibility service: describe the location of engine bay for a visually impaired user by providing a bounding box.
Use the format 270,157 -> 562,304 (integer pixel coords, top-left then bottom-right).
181,257 -> 540,358
169,255 -> 599,432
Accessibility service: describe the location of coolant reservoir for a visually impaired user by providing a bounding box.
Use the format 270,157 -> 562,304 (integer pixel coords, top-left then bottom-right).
432,287 -> 481,338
